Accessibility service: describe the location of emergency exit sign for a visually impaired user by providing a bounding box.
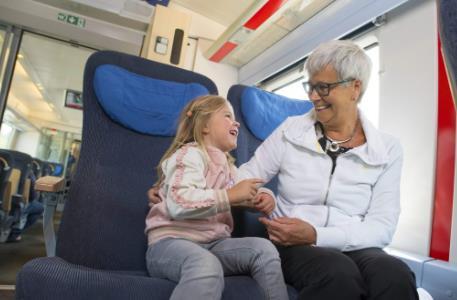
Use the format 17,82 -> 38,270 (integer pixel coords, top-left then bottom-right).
57,13 -> 86,28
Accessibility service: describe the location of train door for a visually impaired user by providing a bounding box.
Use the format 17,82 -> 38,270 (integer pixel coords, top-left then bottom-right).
0,25 -> 95,286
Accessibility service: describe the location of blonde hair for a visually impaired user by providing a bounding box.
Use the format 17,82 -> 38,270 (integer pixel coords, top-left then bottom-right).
155,95 -> 235,186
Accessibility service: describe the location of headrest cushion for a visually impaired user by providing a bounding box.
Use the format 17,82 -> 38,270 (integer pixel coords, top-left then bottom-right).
241,86 -> 313,140
94,64 -> 209,136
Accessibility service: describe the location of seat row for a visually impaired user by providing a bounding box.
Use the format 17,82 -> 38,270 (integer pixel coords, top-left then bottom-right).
0,149 -> 63,243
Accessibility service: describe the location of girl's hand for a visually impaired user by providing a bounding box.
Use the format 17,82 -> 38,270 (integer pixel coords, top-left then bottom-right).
227,179 -> 264,204
253,192 -> 275,215
147,186 -> 161,207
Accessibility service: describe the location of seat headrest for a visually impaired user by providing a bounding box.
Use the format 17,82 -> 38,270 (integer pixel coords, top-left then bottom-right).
93,64 -> 210,136
241,86 -> 313,140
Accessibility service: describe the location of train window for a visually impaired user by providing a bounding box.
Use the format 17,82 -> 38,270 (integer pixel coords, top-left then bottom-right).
358,43 -> 380,128
265,41 -> 380,128
0,121 -> 15,149
274,77 -> 308,100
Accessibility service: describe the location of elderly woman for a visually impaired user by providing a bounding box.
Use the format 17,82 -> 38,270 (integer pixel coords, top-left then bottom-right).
149,40 -> 418,299
239,40 -> 418,299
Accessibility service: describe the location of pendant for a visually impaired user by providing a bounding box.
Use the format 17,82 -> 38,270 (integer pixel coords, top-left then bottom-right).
328,142 -> 340,152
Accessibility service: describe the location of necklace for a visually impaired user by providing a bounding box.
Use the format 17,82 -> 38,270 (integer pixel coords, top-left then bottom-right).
325,135 -> 353,152
324,122 -> 358,153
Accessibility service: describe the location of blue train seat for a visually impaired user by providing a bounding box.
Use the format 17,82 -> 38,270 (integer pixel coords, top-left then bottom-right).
228,84 -> 313,240
41,161 -> 62,177
0,149 -> 34,242
50,163 -> 63,176
0,151 -> 14,242
0,150 -> 34,204
31,158 -> 43,179
439,0 -> 457,97
16,50 -> 292,299
228,85 -> 440,300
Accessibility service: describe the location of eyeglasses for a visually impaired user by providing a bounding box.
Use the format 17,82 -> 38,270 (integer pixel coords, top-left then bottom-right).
302,78 -> 355,97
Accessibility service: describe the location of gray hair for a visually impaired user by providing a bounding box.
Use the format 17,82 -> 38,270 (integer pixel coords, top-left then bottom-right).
305,40 -> 372,101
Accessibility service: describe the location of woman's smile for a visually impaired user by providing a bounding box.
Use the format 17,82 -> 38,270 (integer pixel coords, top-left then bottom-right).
314,103 -> 331,112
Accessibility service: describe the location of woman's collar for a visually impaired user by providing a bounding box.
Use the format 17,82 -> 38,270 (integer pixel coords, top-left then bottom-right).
283,109 -> 389,165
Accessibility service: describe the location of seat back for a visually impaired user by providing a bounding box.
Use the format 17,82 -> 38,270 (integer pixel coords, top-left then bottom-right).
32,158 -> 43,179
56,50 -> 217,272
0,152 -> 13,212
439,0 -> 457,97
0,151 -> 13,242
49,162 -> 63,176
41,161 -> 55,177
0,149 -> 33,204
227,85 -> 313,238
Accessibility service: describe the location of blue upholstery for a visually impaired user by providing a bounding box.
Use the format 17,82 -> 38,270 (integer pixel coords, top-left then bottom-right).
439,0 -> 457,97
0,150 -> 33,196
228,85 -> 311,298
16,51 -> 298,300
31,158 -> 43,178
41,161 -> 56,177
228,84 -> 312,247
94,64 -> 209,136
0,151 -> 13,198
0,150 -> 14,243
241,86 -> 313,140
0,150 -> 34,243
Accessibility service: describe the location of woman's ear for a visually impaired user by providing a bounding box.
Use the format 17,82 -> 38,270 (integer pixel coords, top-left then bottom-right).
352,80 -> 362,101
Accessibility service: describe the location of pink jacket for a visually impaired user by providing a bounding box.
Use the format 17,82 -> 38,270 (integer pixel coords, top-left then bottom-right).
145,143 -> 235,246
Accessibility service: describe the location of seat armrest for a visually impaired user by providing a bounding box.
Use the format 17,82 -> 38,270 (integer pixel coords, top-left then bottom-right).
23,178 -> 31,205
35,176 -> 65,192
1,181 -> 12,212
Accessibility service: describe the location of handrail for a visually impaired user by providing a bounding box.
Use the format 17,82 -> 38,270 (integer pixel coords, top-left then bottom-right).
0,156 -> 10,171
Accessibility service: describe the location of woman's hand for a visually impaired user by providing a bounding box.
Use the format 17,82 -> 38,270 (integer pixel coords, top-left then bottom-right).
253,192 -> 275,215
259,217 -> 317,246
147,186 -> 161,207
227,179 -> 264,204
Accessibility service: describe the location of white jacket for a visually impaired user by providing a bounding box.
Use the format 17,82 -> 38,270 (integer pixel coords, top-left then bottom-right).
238,110 -> 403,251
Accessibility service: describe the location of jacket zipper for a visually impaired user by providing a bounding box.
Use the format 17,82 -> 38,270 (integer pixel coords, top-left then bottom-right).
323,156 -> 336,226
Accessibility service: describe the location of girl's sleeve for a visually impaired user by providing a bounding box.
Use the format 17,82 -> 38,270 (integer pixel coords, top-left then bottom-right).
163,146 -> 230,220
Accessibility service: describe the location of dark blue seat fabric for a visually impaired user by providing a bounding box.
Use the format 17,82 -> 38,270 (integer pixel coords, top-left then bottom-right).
16,51 -> 299,299
439,0 -> 457,96
0,150 -> 36,242
228,85 -> 283,240
40,161 -> 61,177
0,150 -> 33,198
17,257 -> 278,300
0,151 -> 14,243
31,158 -> 43,179
0,151 -> 13,200
227,85 -> 269,240
228,84 -> 313,299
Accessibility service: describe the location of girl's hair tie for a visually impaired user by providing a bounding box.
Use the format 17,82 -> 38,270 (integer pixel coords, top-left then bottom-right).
186,111 -> 193,117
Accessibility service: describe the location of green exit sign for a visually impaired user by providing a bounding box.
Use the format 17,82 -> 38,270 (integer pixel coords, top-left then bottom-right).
57,12 -> 86,28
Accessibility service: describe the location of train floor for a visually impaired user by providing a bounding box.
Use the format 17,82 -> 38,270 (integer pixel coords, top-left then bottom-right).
0,212 -> 61,299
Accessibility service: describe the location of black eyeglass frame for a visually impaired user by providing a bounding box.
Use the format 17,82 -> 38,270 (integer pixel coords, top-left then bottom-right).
302,78 -> 355,97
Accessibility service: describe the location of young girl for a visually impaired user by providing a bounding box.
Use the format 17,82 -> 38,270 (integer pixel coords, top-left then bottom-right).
145,95 -> 288,300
